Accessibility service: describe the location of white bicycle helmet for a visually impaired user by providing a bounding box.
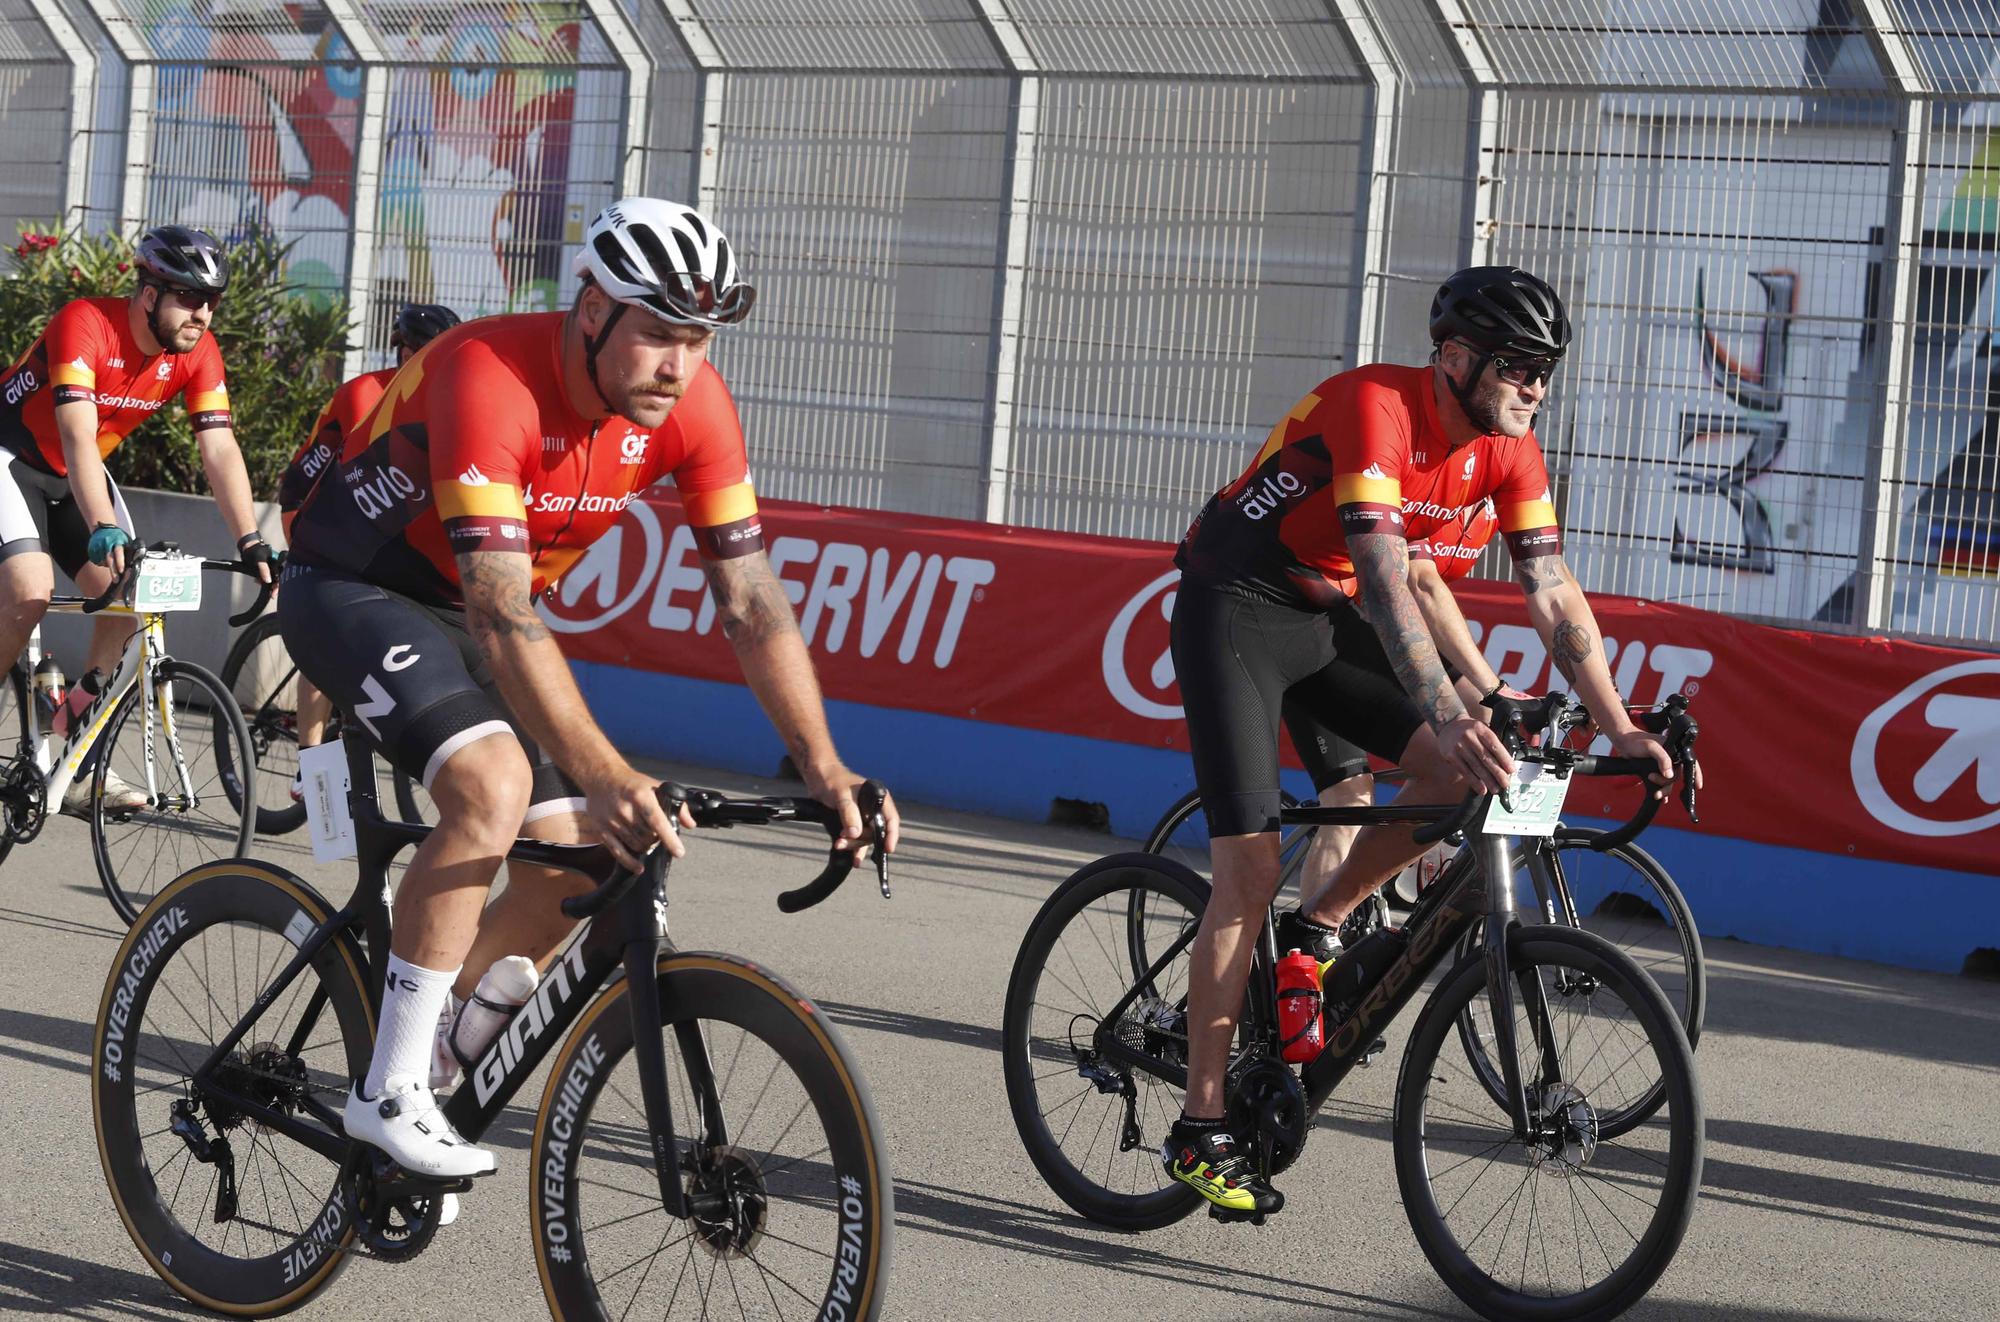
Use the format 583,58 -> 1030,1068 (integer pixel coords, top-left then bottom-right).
571,198 -> 755,328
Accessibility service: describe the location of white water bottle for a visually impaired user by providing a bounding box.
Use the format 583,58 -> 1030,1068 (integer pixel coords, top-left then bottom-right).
448,955 -> 539,1072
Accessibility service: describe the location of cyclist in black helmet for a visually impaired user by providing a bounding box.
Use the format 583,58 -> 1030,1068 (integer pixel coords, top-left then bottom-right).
0,223 -> 275,814
272,302 -> 467,785
1161,264 -> 1694,1219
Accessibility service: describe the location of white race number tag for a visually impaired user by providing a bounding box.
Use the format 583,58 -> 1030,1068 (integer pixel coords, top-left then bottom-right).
299,739 -> 356,862
1480,761 -> 1572,837
133,557 -> 203,613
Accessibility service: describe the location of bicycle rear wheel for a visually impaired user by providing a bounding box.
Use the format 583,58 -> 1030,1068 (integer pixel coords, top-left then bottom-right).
93,659 -> 258,925
219,612 -> 309,836
0,661 -> 30,869
1002,854 -> 1208,1230
93,862 -> 373,1316
534,951 -> 893,1321
1396,926 -> 1703,1322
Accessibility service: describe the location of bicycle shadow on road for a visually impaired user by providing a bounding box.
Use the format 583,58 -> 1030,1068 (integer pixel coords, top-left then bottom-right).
0,1238 -> 200,1319
887,1175 -> 1463,1319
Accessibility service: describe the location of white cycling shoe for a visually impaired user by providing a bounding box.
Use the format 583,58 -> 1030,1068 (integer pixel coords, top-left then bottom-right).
61,770 -> 150,819
343,1075 -> 496,1180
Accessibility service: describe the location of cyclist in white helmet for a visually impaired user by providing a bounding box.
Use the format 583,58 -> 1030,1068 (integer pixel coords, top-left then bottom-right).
280,197 -> 899,1181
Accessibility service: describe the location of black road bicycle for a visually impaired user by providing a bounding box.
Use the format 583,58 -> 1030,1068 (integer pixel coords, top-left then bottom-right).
1003,695 -> 1705,1322
1142,701 -> 1706,1055
93,733 -> 896,1320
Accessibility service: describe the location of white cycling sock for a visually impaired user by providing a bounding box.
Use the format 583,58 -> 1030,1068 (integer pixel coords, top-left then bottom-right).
365,953 -> 460,1099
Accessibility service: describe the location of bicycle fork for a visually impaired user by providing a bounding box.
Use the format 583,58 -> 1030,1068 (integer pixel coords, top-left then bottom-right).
617,856 -> 722,1222
1477,833 -> 1565,1141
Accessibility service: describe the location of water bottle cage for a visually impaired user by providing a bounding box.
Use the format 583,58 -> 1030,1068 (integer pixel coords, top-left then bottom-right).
1275,986 -> 1323,1051
448,990 -> 521,1071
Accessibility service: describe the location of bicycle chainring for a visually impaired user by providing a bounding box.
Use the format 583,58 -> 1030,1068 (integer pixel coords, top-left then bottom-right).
1225,1056 -> 1310,1177
351,1153 -> 446,1261
2,758 -> 45,844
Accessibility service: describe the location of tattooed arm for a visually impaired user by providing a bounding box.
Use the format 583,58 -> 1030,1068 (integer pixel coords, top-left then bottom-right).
1515,552 -> 1678,786
1408,558 -> 1505,699
1350,531 -> 1513,789
706,550 -> 900,854
1512,552 -> 1634,734
460,550 -> 682,866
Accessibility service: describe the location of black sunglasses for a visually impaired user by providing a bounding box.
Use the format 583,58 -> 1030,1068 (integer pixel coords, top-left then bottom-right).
1450,339 -> 1559,389
154,284 -> 221,312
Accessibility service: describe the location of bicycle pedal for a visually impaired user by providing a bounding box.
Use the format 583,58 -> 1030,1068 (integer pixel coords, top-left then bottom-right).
1207,1206 -> 1266,1227
1358,1037 -> 1387,1068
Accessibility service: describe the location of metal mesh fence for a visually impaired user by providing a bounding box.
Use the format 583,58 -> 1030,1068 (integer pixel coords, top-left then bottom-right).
18,0 -> 2000,645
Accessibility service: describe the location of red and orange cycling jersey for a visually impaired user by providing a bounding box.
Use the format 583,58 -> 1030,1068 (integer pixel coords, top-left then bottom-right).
278,367 -> 394,516
286,313 -> 761,607
1176,363 -> 1559,608
1409,495 -> 1499,581
0,296 -> 231,475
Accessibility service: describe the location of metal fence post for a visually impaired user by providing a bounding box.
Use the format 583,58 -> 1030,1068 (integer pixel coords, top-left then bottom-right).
320,0 -> 385,378
1853,1 -> 1927,632
1325,0 -> 1400,367
1429,0 -> 1502,267
582,0 -> 652,199
29,0 -> 94,230
970,0 -> 1039,526
85,1 -> 150,234
655,0 -> 727,210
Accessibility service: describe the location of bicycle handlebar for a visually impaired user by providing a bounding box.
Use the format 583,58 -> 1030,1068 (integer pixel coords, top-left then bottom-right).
559,778 -> 893,921
1408,693 -> 1699,849
81,542 -> 278,627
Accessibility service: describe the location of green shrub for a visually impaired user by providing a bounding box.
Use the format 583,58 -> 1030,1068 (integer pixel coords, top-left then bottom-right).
0,224 -> 351,499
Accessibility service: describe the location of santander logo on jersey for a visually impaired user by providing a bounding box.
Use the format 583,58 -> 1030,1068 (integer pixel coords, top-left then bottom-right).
538,500 -> 996,669
1850,658 -> 2000,838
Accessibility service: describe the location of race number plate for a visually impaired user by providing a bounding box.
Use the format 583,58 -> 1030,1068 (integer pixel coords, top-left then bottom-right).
133,557 -> 202,613
1480,761 -> 1571,837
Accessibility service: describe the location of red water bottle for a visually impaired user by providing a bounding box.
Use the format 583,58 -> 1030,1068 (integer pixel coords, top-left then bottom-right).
1275,948 -> 1324,1064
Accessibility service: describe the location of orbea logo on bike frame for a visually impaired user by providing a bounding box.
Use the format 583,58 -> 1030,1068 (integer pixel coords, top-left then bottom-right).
1851,658 -> 2000,839
539,499 -> 998,668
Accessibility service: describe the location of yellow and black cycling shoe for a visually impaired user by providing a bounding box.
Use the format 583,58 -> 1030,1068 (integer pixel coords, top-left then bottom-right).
1160,1122 -> 1283,1223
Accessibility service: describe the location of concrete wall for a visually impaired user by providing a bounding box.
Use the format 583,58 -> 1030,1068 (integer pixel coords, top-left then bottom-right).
36,487 -> 280,682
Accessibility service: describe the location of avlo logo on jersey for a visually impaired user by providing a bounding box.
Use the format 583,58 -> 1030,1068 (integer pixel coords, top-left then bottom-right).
1851,658 -> 2000,839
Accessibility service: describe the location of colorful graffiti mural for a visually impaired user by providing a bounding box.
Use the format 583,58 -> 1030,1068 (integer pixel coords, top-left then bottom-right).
132,2 -> 618,324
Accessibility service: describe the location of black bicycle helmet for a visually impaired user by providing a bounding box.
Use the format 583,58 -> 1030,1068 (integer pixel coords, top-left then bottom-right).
134,224 -> 230,293
390,303 -> 461,353
1428,265 -> 1571,359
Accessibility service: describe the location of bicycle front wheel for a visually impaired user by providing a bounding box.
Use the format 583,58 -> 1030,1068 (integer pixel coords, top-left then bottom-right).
1455,830 -> 1705,1137
93,861 -> 373,1316
1396,926 -> 1703,1322
534,951 -> 893,1322
93,659 -> 258,925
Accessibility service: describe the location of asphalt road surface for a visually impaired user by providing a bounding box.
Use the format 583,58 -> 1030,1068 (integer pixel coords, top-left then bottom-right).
1,757 -> 1994,1321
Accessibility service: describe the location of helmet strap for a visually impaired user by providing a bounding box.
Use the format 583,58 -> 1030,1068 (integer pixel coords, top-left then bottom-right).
580,300 -> 628,413
1440,348 -> 1491,423
141,283 -> 181,357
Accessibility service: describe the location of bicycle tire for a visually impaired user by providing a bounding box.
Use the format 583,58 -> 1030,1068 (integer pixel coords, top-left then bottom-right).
1454,829 -> 1704,1137
93,659 -> 258,925
92,861 -> 374,1317
534,951 -> 893,1321
1395,926 -> 1703,1322
219,612 -> 310,836
0,661 -> 30,869
1002,853 -> 1208,1231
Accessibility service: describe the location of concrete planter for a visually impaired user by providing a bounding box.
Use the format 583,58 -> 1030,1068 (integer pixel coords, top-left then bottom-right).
36,486 -> 283,681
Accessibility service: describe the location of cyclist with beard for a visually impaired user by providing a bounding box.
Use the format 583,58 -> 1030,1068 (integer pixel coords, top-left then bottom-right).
1160,266 -> 1686,1218
280,198 -> 898,1181
0,225 -> 274,815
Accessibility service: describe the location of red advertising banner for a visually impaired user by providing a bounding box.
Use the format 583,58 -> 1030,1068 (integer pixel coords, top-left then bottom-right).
544,491 -> 2000,877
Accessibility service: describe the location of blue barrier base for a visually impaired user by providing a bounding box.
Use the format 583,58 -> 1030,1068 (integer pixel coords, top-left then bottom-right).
574,663 -> 1997,975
